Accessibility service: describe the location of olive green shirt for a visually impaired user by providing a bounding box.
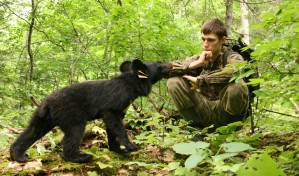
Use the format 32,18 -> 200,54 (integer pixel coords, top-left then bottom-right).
197,47 -> 244,101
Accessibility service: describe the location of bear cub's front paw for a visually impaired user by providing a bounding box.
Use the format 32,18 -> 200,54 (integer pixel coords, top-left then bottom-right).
126,143 -> 138,152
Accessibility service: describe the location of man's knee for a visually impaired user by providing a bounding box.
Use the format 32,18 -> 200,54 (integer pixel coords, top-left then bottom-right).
167,77 -> 181,89
221,81 -> 250,115
226,81 -> 248,95
166,77 -> 188,94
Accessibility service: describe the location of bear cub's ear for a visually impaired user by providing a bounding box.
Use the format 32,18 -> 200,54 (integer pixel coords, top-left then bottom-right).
120,61 -> 132,73
120,59 -> 149,79
131,59 -> 149,79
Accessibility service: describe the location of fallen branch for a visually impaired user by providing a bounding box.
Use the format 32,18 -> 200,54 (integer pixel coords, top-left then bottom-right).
30,96 -> 40,107
263,108 -> 299,118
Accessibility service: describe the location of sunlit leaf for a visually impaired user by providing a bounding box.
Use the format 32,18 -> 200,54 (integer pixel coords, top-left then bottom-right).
215,163 -> 244,173
89,146 -> 99,154
247,78 -> 264,85
184,149 -> 210,169
237,153 -> 286,176
253,90 -> 269,98
221,142 -> 253,153
172,142 -> 210,155
216,121 -> 243,134
36,144 -> 46,155
168,162 -> 181,171
96,161 -> 112,169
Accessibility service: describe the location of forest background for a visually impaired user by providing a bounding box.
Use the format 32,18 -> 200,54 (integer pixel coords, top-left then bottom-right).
0,0 -> 298,175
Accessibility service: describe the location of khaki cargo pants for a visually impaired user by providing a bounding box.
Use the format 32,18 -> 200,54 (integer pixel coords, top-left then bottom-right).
167,77 -> 250,127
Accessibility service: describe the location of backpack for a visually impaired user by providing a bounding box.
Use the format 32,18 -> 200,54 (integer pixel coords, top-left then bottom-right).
223,38 -> 259,103
223,38 -> 259,133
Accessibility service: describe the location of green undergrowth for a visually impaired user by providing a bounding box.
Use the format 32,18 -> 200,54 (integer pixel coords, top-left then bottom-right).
0,108 -> 298,176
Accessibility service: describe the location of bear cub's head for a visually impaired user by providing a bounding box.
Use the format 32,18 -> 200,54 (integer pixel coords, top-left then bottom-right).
120,59 -> 172,84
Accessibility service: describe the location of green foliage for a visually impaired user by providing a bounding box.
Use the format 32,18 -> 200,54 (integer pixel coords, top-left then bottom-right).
171,129 -> 254,172
250,1 -> 299,113
237,153 -> 286,176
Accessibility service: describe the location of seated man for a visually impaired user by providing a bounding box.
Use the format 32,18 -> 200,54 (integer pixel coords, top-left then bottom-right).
167,19 -> 249,129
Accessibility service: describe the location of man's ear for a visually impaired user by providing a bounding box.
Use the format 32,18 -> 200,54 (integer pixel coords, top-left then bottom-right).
221,36 -> 227,44
120,61 -> 132,73
131,59 -> 149,79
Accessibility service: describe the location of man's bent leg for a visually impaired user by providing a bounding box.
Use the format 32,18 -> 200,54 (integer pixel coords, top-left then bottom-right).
167,77 -> 214,126
217,80 -> 250,126
167,77 -> 196,110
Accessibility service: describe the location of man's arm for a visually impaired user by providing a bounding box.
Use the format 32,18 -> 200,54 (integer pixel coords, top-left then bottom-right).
188,51 -> 213,69
184,53 -> 244,86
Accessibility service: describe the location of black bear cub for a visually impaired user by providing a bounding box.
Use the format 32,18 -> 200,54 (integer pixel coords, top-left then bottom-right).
10,59 -> 172,163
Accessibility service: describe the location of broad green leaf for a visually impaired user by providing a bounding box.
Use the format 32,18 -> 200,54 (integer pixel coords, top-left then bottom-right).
96,161 -> 112,169
237,153 -> 286,176
278,151 -> 296,164
221,142 -> 253,153
262,13 -> 276,21
36,144 -> 46,155
214,163 -> 244,173
172,142 -> 210,155
89,146 -> 99,154
184,149 -> 210,169
235,69 -> 256,82
247,78 -> 264,85
174,166 -> 189,176
281,101 -> 293,109
168,162 -> 181,171
253,90 -> 269,98
216,121 -> 243,134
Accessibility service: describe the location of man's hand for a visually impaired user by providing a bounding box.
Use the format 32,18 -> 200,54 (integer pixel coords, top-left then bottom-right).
183,75 -> 199,90
202,51 -> 213,61
189,51 -> 213,69
183,75 -> 197,83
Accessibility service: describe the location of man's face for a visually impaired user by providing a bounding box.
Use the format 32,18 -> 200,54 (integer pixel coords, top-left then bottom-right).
201,33 -> 226,56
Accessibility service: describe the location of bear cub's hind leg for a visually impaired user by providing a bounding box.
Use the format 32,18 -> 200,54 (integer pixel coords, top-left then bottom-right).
10,114 -> 55,163
61,124 -> 92,163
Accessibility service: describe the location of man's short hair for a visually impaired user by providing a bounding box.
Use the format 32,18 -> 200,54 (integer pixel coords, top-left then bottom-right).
201,19 -> 227,39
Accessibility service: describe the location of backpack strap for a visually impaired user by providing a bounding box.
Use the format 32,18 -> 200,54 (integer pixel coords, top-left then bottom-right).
222,49 -> 236,67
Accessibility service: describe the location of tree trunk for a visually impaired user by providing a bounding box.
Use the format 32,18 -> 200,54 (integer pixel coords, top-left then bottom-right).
225,0 -> 233,37
27,0 -> 37,83
240,0 -> 250,44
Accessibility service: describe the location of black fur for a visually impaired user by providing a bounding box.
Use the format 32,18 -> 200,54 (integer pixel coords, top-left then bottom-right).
10,59 -> 172,163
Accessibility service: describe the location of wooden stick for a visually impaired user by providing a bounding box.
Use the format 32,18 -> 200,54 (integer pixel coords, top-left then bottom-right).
263,108 -> 299,118
30,96 -> 40,107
